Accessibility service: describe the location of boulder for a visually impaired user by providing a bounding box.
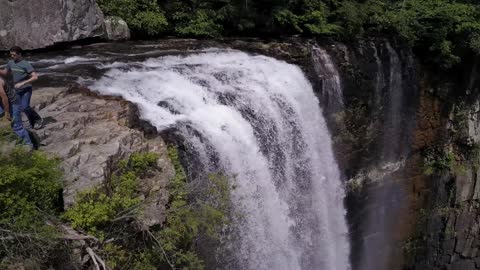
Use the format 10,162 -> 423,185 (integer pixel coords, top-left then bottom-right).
0,0 -> 105,50
103,16 -> 131,41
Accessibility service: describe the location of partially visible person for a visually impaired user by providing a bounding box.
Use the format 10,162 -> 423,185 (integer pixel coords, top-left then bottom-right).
0,46 -> 43,129
0,71 -> 33,148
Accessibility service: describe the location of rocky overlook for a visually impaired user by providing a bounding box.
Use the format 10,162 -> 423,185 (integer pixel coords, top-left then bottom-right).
31,85 -> 174,228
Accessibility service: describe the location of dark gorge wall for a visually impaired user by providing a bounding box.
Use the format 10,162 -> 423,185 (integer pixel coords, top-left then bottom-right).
312,39 -> 480,270
314,39 -> 421,270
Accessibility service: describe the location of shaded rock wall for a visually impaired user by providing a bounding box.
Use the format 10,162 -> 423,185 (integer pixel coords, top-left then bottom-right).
0,0 -> 105,50
404,59 -> 480,270
316,39 -> 480,270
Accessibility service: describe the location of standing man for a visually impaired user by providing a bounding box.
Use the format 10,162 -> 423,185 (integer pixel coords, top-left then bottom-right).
0,46 -> 43,129
0,71 -> 33,148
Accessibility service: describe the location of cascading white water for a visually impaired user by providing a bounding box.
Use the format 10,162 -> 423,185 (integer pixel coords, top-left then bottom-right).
312,46 -> 343,112
90,49 -> 350,270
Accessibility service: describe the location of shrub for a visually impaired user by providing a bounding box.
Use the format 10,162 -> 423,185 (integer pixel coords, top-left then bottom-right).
97,0 -> 168,36
64,148 -> 231,269
63,152 -> 158,233
0,147 -> 63,266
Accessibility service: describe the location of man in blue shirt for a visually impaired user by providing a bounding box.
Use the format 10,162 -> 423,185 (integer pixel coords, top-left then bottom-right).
0,46 -> 43,129
0,72 -> 33,148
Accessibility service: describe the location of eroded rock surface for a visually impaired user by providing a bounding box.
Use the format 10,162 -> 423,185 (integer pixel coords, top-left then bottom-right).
31,86 -> 173,228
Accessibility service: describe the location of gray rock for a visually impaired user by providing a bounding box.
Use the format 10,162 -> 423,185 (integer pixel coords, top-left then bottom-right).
0,0 -> 105,50
32,86 -> 174,228
455,168 -> 474,203
451,260 -> 476,270
103,16 -> 130,41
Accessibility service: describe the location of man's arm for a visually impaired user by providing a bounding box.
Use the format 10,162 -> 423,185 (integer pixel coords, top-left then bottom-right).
0,68 -> 7,77
14,61 -> 37,89
15,71 -> 38,89
0,80 -> 11,120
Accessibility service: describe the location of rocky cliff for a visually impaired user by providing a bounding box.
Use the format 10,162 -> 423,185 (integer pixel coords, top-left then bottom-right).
0,0 -> 105,50
31,85 -> 174,228
314,40 -> 480,270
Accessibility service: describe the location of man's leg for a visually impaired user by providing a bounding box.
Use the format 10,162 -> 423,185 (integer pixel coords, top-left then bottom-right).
0,80 -> 7,118
11,97 -> 33,147
19,87 -> 42,128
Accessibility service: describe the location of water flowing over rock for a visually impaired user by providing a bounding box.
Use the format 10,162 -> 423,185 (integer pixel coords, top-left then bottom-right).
0,0 -> 105,50
89,50 -> 350,270
312,46 -> 344,113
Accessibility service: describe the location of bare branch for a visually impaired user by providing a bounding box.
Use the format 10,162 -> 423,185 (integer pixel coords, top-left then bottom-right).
87,247 -> 101,270
146,229 -> 175,270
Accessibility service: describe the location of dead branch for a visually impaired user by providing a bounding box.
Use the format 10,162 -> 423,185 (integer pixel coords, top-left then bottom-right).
86,247 -> 110,270
87,247 -> 101,270
146,229 -> 175,270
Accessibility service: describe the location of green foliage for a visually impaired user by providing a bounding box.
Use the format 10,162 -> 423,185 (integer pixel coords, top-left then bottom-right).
0,148 -> 62,228
0,146 -> 63,267
174,9 -> 223,37
381,0 -> 480,67
96,0 -> 480,68
423,147 -> 455,175
155,146 -> 231,269
0,120 -> 16,142
274,5 -> 340,35
64,148 -> 231,269
97,0 -> 168,36
63,152 -> 158,233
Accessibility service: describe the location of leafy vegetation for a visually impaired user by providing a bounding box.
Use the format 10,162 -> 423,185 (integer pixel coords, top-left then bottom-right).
0,147 -> 63,268
0,134 -> 231,270
63,152 -> 158,234
423,147 -> 455,175
64,147 -> 231,269
153,146 -> 231,269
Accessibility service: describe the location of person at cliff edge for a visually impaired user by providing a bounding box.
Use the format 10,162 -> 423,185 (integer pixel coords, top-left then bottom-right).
0,46 -> 43,130
0,70 -> 33,149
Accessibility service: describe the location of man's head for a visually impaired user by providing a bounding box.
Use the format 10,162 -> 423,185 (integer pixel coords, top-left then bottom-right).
9,46 -> 23,62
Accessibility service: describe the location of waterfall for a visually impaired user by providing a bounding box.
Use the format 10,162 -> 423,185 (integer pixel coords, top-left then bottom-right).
384,42 -> 404,162
312,46 -> 343,112
90,49 -> 350,270
357,42 -> 409,270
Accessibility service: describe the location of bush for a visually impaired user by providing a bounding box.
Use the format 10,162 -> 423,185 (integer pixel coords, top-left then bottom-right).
0,147 -> 63,267
97,0 -> 168,36
63,152 -> 158,233
64,148 -> 231,269
174,9 -> 223,37
423,147 -> 455,175
382,0 -> 480,67
154,146 -> 231,269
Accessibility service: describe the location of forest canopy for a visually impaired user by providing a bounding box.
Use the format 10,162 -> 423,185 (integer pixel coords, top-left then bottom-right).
97,0 -> 480,67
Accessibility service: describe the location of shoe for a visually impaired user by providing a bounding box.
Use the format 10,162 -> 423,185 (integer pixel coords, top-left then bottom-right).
33,118 -> 44,130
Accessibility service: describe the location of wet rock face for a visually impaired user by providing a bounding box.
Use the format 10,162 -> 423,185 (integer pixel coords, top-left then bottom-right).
0,0 -> 105,50
310,40 -> 421,270
31,86 -> 174,228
